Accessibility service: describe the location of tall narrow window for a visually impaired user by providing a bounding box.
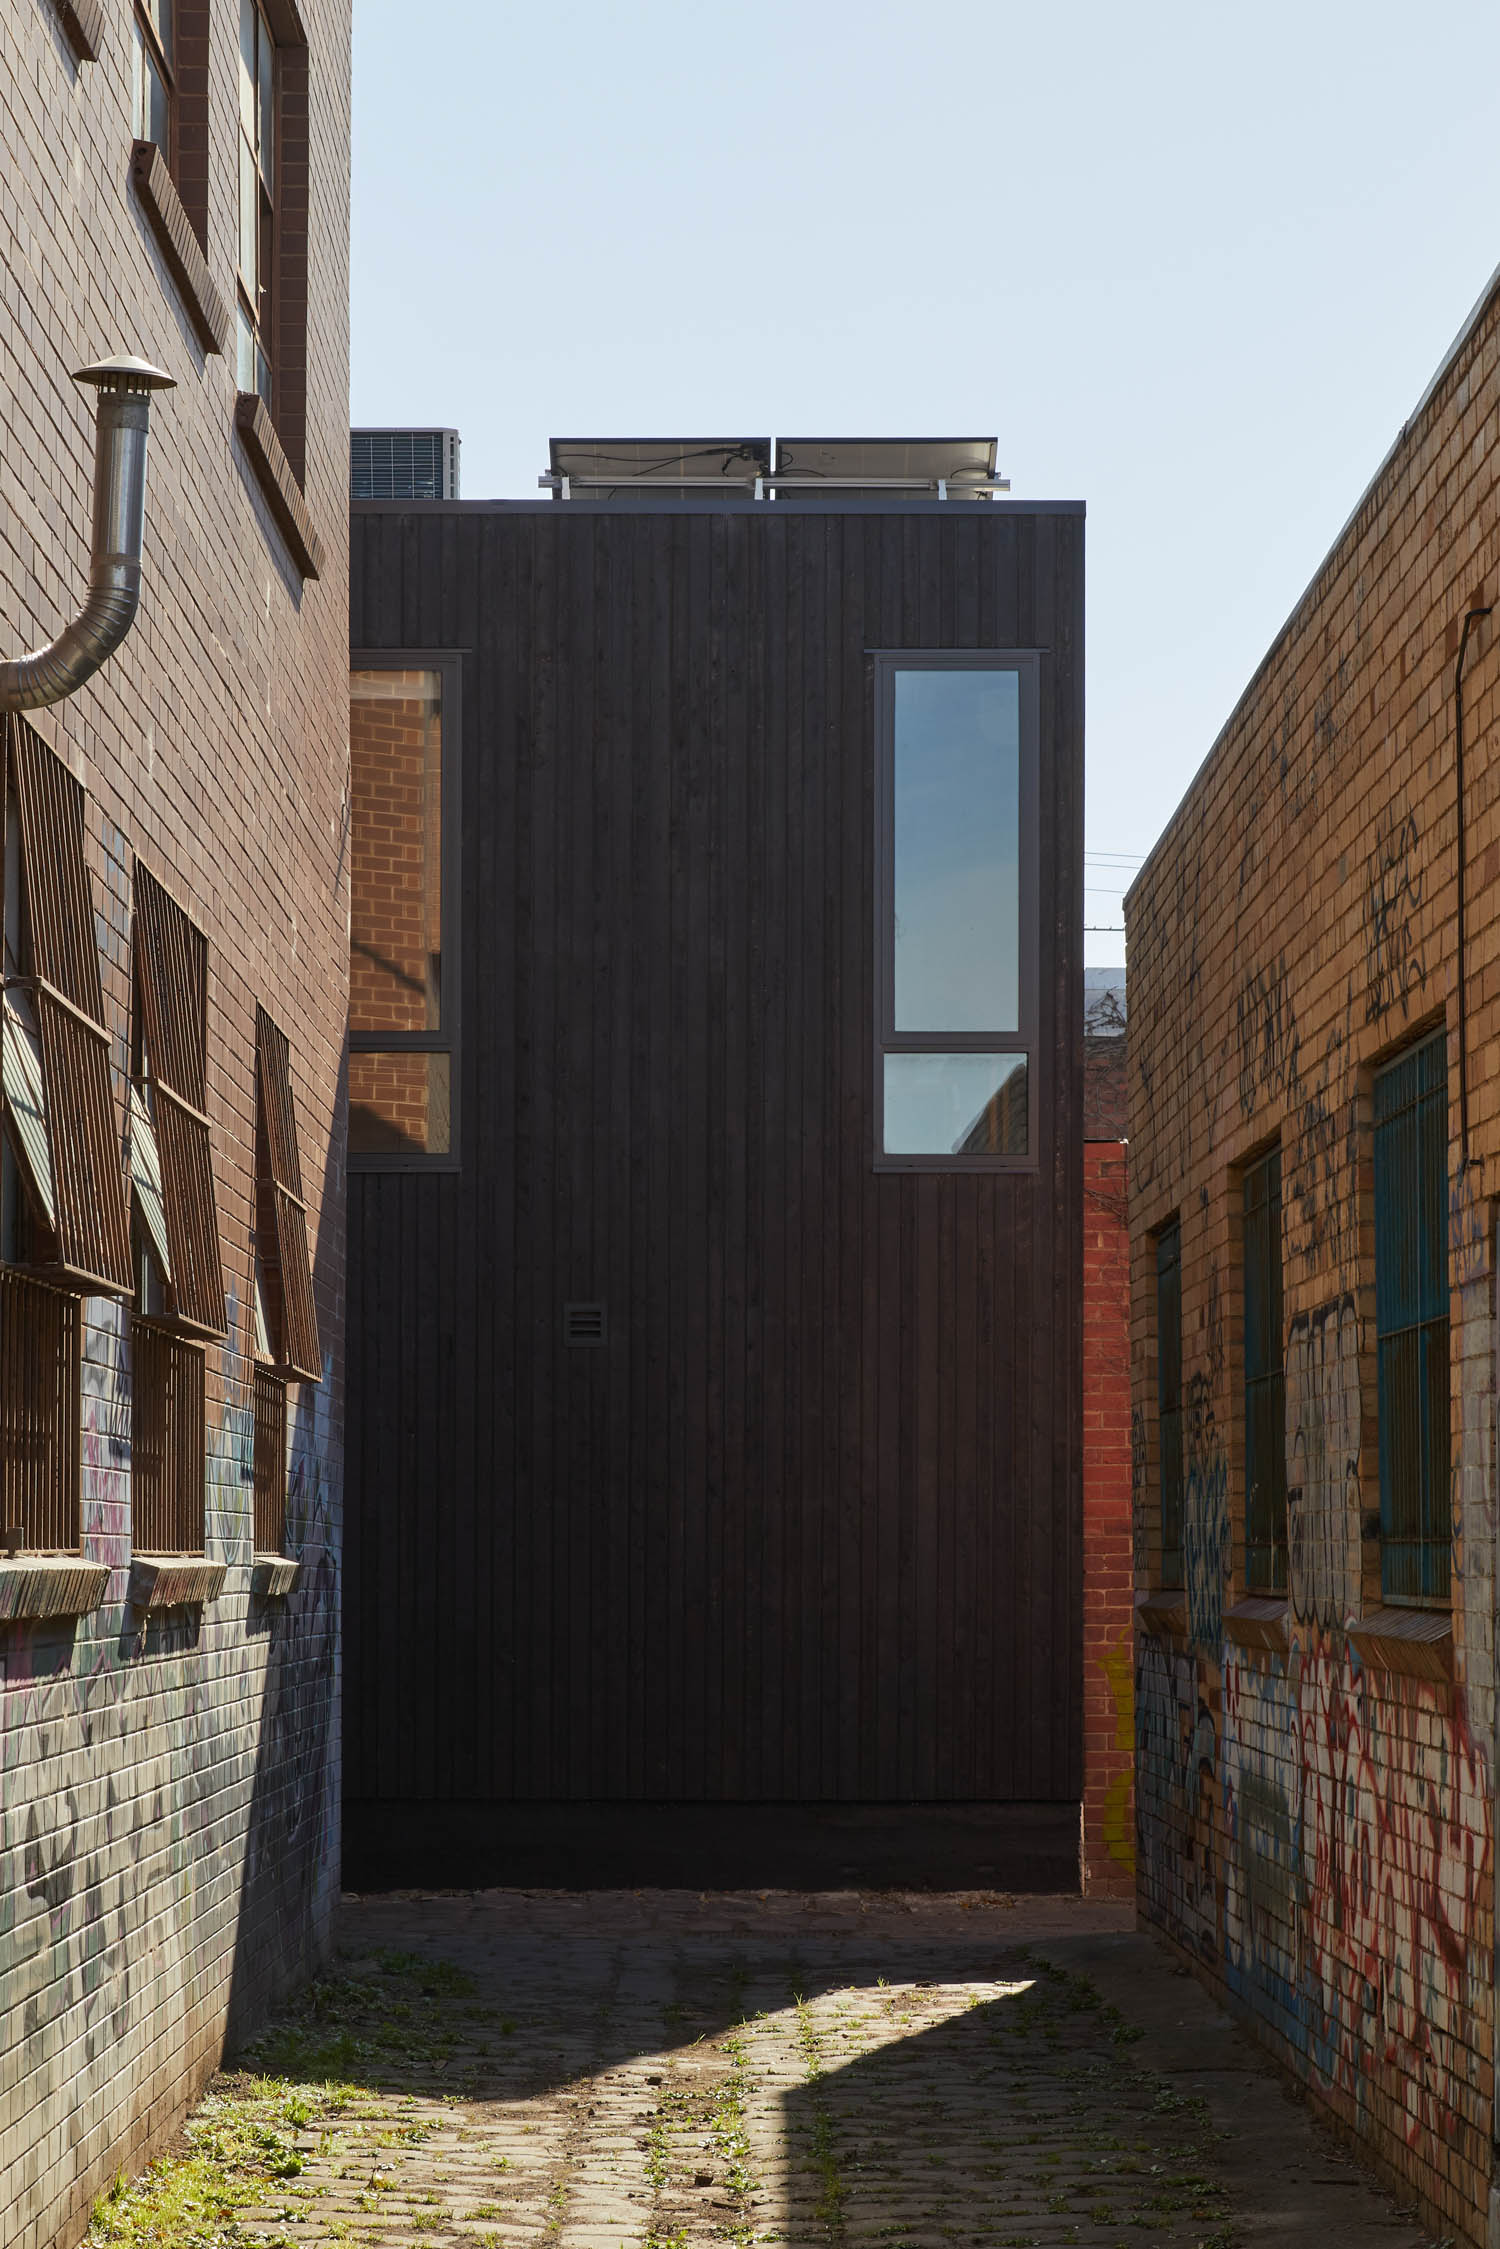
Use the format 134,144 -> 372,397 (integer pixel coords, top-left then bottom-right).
131,0 -> 174,159
252,1007 -> 320,1554
349,663 -> 457,1164
0,719 -> 131,1556
132,1325 -> 205,1554
128,867 -> 224,1557
236,0 -> 276,407
1156,1219 -> 1183,1588
1242,1146 -> 1286,1594
874,652 -> 1037,1165
253,1365 -> 289,1554
1374,1032 -> 1450,1605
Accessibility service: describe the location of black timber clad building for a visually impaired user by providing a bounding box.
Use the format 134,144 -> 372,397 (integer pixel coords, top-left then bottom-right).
346,445 -> 1085,1886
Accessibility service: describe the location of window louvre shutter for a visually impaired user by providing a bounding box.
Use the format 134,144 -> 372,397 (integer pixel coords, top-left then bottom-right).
255,1006 -> 320,1379
133,864 -> 227,1337
6,717 -> 133,1293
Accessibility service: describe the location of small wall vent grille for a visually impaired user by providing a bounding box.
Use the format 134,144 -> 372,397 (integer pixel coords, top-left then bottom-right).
562,1302 -> 607,1347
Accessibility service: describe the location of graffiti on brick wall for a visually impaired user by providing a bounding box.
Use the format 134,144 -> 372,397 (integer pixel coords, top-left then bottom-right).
1146,1629 -> 1495,2165
1286,1295 -> 1360,1627
1236,957 -> 1300,1120
1298,1643 -> 1491,2151
1136,1634 -> 1217,1956
1221,1645 -> 1300,2027
1365,805 -> 1425,1023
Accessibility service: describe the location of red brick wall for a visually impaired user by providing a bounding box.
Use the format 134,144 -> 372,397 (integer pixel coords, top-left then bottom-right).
1083,1137 -> 1134,1899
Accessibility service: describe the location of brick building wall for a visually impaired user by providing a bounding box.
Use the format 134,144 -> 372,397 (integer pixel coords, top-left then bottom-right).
1082,1138 -> 1134,1900
1126,270 -> 1500,2243
0,0 -> 350,2240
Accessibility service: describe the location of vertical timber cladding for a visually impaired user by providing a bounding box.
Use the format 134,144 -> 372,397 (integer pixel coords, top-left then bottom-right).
1127,275 -> 1500,2245
346,501 -> 1084,1865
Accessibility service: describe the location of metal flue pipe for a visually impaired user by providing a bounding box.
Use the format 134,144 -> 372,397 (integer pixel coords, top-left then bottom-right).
0,356 -> 175,712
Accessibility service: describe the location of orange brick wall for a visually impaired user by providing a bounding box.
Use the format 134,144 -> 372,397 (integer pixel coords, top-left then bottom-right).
1082,1138 -> 1134,1899
1127,271 -> 1500,2244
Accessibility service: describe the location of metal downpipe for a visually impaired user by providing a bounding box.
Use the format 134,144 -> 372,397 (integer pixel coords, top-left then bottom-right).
0,356 -> 175,713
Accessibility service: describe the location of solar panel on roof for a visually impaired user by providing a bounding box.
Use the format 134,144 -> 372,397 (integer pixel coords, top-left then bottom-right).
547,440 -> 771,492
772,439 -> 997,489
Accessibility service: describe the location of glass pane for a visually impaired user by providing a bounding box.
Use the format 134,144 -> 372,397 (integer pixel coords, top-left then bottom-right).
239,0 -> 257,142
893,668 -> 1020,1032
143,0 -> 173,67
258,11 -> 275,188
133,26 -> 169,148
350,670 -> 445,1032
255,335 -> 271,406
349,1052 -> 451,1157
236,303 -> 256,394
882,1052 -> 1026,1157
238,134 -> 258,291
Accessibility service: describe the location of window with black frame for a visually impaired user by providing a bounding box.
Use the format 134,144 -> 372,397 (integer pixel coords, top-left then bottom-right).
349,663 -> 457,1164
1242,1145 -> 1287,1594
236,0 -> 276,407
1374,1031 -> 1451,1606
1156,1219 -> 1183,1589
873,651 -> 1038,1167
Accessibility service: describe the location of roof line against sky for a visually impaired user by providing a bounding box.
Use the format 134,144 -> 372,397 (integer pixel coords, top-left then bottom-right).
1125,251 -> 1500,918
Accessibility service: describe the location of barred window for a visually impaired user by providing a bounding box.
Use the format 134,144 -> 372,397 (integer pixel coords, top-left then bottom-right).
254,1005 -> 320,1378
2,718 -> 132,1295
1,1274 -> 81,1553
132,1321 -> 205,1553
129,865 -> 226,1338
253,1364 -> 288,1555
1242,1146 -> 1287,1594
1156,1219 -> 1183,1589
1,720 -> 130,1557
1374,1032 -> 1451,1606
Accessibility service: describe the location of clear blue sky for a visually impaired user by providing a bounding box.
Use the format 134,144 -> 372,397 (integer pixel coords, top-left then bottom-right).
351,0 -> 1500,967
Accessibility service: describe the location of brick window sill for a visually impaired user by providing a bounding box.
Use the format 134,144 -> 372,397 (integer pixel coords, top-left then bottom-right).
252,1554 -> 301,1598
235,394 -> 324,581
1347,1606 -> 1454,1683
1135,1589 -> 1186,1640
130,1556 -> 227,1610
1224,1596 -> 1289,1653
129,141 -> 229,355
0,1557 -> 109,1623
52,0 -> 103,60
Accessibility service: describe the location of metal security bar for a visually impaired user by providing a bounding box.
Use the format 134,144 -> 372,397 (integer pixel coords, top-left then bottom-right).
253,1364 -> 288,1553
1242,1147 -> 1287,1593
132,1320 -> 205,1551
0,1271 -> 80,1549
1156,1220 -> 1183,1588
133,865 -> 226,1336
6,716 -> 132,1292
1374,1032 -> 1451,1605
255,1007 -> 321,1379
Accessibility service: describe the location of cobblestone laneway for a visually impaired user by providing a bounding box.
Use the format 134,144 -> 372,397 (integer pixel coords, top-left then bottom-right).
195,1892 -> 1437,2249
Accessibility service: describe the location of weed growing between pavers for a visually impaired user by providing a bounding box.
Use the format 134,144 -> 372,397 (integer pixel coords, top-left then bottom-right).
85,1951 -> 491,2248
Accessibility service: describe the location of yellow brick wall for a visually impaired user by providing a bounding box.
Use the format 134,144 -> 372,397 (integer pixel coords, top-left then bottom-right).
1127,272 -> 1500,2245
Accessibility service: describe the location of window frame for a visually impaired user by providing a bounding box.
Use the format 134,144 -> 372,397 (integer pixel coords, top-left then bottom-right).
1373,1028 -> 1451,1609
1156,1216 -> 1184,1590
871,648 -> 1041,1172
236,0 -> 277,410
0,1271 -> 82,1555
131,1316 -> 206,1556
1240,1142 -> 1287,1596
348,650 -> 463,1173
131,0 -> 177,170
252,1361 -> 289,1556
